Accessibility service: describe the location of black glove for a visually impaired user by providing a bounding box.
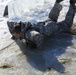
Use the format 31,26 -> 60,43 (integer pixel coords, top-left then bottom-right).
37,22 -> 45,25
56,0 -> 63,3
20,21 -> 32,32
70,0 -> 76,8
70,0 -> 76,4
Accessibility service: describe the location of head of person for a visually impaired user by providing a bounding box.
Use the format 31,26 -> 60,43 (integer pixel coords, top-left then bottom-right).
11,23 -> 24,39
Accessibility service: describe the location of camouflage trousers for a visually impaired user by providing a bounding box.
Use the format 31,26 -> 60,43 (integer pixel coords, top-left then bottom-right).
25,4 -> 75,48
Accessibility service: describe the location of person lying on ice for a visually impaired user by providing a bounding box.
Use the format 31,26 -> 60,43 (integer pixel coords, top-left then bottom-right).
7,0 -> 76,48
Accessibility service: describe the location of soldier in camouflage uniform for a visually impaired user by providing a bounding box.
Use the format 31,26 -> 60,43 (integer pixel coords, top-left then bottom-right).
8,0 -> 76,48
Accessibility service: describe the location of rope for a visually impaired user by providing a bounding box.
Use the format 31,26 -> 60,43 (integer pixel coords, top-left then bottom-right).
0,41 -> 15,51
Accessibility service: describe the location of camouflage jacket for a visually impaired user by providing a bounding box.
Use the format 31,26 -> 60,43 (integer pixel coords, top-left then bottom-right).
21,3 -> 75,48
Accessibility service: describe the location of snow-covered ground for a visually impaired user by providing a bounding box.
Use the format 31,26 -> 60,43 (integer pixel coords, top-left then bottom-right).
0,0 -> 76,75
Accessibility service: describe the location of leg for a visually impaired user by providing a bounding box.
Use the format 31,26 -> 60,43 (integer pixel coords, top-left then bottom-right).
38,2 -> 62,24
34,4 -> 75,36
57,4 -> 75,33
48,2 -> 62,22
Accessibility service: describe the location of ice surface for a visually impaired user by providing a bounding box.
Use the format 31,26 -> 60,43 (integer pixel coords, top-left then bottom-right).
8,0 -> 55,23
0,0 -> 76,75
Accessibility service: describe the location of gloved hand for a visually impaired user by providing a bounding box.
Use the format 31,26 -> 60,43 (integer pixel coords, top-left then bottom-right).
20,21 -> 32,33
56,0 -> 63,3
70,0 -> 76,4
37,22 -> 45,25
70,0 -> 76,8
